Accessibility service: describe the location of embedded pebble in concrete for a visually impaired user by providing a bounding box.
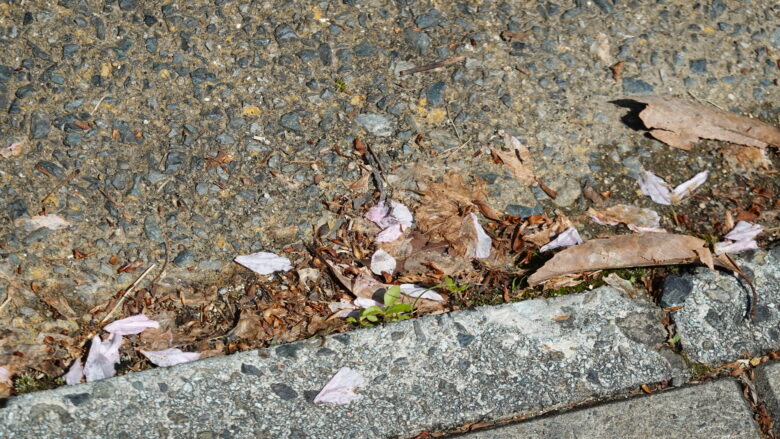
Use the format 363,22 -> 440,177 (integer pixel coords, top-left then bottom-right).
672,248 -> 780,365
465,379 -> 760,439
0,287 -> 687,438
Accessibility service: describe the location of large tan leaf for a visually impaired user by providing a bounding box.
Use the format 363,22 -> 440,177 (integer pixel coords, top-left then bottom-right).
629,95 -> 780,150
528,233 -> 737,286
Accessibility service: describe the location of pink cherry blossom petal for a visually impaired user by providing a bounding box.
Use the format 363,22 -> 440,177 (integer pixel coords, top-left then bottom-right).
0,366 -> 10,384
104,314 -> 160,336
540,227 -> 583,253
64,360 -> 84,385
353,297 -> 384,309
714,240 -> 759,255
84,334 -> 122,382
140,348 -> 200,367
365,200 -> 390,226
725,221 -> 763,242
370,249 -> 396,275
470,213 -> 492,259
234,252 -> 292,275
671,171 -> 708,202
376,224 -> 403,242
313,367 -> 365,405
637,171 -> 671,205
400,284 -> 444,302
389,201 -> 413,230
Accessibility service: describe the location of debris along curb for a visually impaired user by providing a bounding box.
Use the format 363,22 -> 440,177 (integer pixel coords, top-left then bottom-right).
0,286 -> 686,439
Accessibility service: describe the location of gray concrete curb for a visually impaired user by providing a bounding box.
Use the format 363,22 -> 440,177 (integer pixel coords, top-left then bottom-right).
463,378 -> 760,439
0,286 -> 685,438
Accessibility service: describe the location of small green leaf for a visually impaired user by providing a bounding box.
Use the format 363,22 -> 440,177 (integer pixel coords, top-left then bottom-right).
366,315 -> 379,322
362,306 -> 383,316
384,303 -> 413,315
384,285 -> 401,307
345,317 -> 357,323
668,333 -> 681,343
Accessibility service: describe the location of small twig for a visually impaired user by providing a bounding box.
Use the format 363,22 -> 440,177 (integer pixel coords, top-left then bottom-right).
41,169 -> 80,205
362,144 -> 387,201
445,104 -> 463,143
100,263 -> 157,324
150,239 -> 170,287
686,91 -> 726,111
97,186 -> 125,209
0,285 -> 14,312
91,95 -> 108,115
400,53 -> 467,76
723,253 -> 758,320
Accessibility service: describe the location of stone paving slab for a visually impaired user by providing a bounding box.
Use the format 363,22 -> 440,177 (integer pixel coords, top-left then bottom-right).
755,362 -> 780,437
670,248 -> 780,365
0,286 -> 686,439
463,378 -> 760,439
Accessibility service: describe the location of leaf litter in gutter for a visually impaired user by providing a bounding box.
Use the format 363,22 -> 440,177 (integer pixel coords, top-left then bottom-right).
628,95 -> 780,150
528,233 -> 738,286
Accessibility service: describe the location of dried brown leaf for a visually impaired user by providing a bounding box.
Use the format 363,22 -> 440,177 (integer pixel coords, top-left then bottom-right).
720,144 -> 772,176
587,205 -> 661,230
492,131 -> 535,185
528,233 -> 737,286
630,95 -> 780,150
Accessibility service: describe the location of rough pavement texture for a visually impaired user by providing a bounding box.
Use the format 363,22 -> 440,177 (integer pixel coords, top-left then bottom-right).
755,362 -> 780,437
0,286 -> 686,438
672,248 -> 780,365
1,0 -> 779,372
464,379 -> 761,439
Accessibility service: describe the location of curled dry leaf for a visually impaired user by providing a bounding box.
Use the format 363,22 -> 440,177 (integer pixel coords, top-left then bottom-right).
492,130 -> 535,185
629,95 -> 780,150
529,233 -> 738,286
587,205 -> 663,232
